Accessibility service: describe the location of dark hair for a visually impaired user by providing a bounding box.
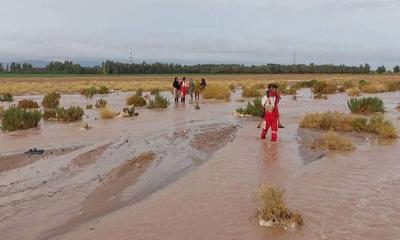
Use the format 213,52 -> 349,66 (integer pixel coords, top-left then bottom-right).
174,77 -> 178,81
267,83 -> 273,89
272,84 -> 278,89
183,77 -> 186,80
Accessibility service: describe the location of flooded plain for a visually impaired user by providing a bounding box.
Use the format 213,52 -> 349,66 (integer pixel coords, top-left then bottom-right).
0,89 -> 399,240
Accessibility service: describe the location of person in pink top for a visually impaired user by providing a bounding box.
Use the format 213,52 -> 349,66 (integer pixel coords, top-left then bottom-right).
180,77 -> 187,103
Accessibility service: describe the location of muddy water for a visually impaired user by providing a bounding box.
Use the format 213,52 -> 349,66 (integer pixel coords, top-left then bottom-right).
1,89 -> 400,240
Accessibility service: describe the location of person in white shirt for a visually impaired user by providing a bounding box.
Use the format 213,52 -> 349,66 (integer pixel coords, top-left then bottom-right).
260,84 -> 279,142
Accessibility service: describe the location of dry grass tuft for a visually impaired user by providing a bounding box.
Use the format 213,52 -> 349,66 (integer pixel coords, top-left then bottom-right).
99,107 -> 117,119
257,184 -> 303,228
17,99 -> 40,109
202,84 -> 231,100
360,82 -> 387,93
242,85 -> 263,97
346,87 -> 360,96
311,132 -> 355,151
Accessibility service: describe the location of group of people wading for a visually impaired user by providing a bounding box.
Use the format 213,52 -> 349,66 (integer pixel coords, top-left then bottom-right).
172,77 -> 206,103
260,84 -> 284,143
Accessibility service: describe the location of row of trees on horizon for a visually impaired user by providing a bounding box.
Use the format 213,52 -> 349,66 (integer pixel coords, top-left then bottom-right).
0,60 -> 399,74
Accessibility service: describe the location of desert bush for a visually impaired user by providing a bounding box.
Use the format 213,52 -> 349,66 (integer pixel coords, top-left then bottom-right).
97,85 -> 109,94
99,107 -> 117,119
313,94 -> 328,100
202,84 -> 231,100
367,114 -> 397,138
236,98 -> 263,117
312,81 -> 337,95
86,104 -> 93,109
135,88 -> 143,97
242,86 -> 262,97
95,98 -> 107,108
150,88 -> 160,95
147,93 -> 169,109
126,95 -> 146,107
311,132 -> 355,151
286,85 -> 298,95
360,82 -> 387,93
81,86 -> 97,98
17,99 -> 39,109
0,105 -> 3,117
229,84 -> 236,91
257,184 -> 303,228
385,81 -> 400,92
1,106 -> 42,131
343,80 -> 354,90
42,92 -> 61,109
358,79 -> 368,87
347,97 -> 385,114
44,106 -> 84,122
300,111 -> 397,138
346,87 -> 360,97
0,92 -> 14,102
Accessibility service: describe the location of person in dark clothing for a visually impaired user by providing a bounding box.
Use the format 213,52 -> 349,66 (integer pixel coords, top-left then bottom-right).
200,78 -> 207,91
172,77 -> 181,103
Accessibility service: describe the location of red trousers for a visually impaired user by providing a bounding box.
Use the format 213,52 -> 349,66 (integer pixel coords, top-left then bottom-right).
260,112 -> 278,142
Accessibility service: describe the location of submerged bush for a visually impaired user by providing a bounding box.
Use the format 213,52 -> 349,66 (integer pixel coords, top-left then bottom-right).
0,92 -> 14,102
150,88 -> 160,95
97,85 -> 109,94
312,81 -> 337,95
236,98 -> 263,117
0,105 -> 3,117
347,97 -> 385,114
135,88 -> 143,97
1,106 -> 42,131
360,82 -> 387,93
242,86 -> 262,97
202,84 -> 231,100
296,79 -> 317,88
99,107 -> 117,119
44,106 -> 84,122
147,93 -> 169,109
300,111 -> 397,138
346,87 -> 360,97
257,184 -> 303,228
17,99 -> 39,109
126,95 -> 146,107
42,92 -> 61,109
81,86 -> 97,98
311,132 -> 355,151
95,98 -> 107,108
86,104 -> 93,110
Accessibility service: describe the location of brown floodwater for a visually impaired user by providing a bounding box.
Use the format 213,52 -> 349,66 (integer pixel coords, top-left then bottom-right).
0,89 -> 399,240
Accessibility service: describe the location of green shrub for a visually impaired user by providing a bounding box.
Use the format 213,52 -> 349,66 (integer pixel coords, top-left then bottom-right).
0,105 -> 3,117
97,85 -> 109,94
17,99 -> 39,109
236,98 -> 263,117
95,98 -> 107,108
42,92 -> 61,109
242,86 -> 262,97
150,88 -> 160,95
135,88 -> 143,97
358,80 -> 368,87
0,92 -> 14,102
44,106 -> 84,122
347,97 -> 385,115
126,95 -> 146,107
86,104 -> 93,109
367,114 -> 397,138
1,106 -> 42,131
81,86 -> 97,98
147,93 -> 169,109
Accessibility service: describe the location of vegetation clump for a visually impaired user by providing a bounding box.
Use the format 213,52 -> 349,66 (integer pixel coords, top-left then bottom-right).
257,184 -> 303,228
242,86 -> 262,97
126,95 -> 146,107
43,106 -> 84,122
17,99 -> 40,109
312,81 -> 337,95
296,80 -> 317,88
202,84 -> 231,100
346,87 -> 360,97
86,104 -> 93,109
97,85 -> 109,94
81,85 -> 109,98
0,92 -> 14,102
360,82 -> 387,93
99,107 -> 117,119
300,111 -> 397,138
347,97 -> 385,115
311,132 -> 355,151
236,98 -> 263,117
95,98 -> 107,108
1,106 -> 42,131
150,88 -> 160,95
42,92 -> 61,109
147,93 -> 169,109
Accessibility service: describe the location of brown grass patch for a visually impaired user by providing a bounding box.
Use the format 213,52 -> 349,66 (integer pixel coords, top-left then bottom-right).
99,107 -> 117,119
201,84 -> 231,100
311,132 -> 355,151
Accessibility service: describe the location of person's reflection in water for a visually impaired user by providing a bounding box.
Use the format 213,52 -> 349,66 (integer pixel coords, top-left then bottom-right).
260,142 -> 280,183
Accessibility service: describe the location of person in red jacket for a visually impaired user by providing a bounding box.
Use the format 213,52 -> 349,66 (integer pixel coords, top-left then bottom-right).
180,77 -> 187,103
260,85 -> 278,142
269,84 -> 284,128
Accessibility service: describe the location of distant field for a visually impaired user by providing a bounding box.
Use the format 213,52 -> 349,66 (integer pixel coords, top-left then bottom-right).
0,74 -> 399,95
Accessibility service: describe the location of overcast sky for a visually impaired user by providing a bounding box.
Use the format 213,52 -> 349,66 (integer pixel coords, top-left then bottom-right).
0,0 -> 399,67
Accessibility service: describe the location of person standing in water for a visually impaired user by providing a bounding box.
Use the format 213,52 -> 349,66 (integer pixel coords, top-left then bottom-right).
194,79 -> 201,100
188,78 -> 195,102
200,78 -> 207,91
180,77 -> 187,103
270,84 -> 284,128
172,77 -> 181,103
260,85 -> 278,142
